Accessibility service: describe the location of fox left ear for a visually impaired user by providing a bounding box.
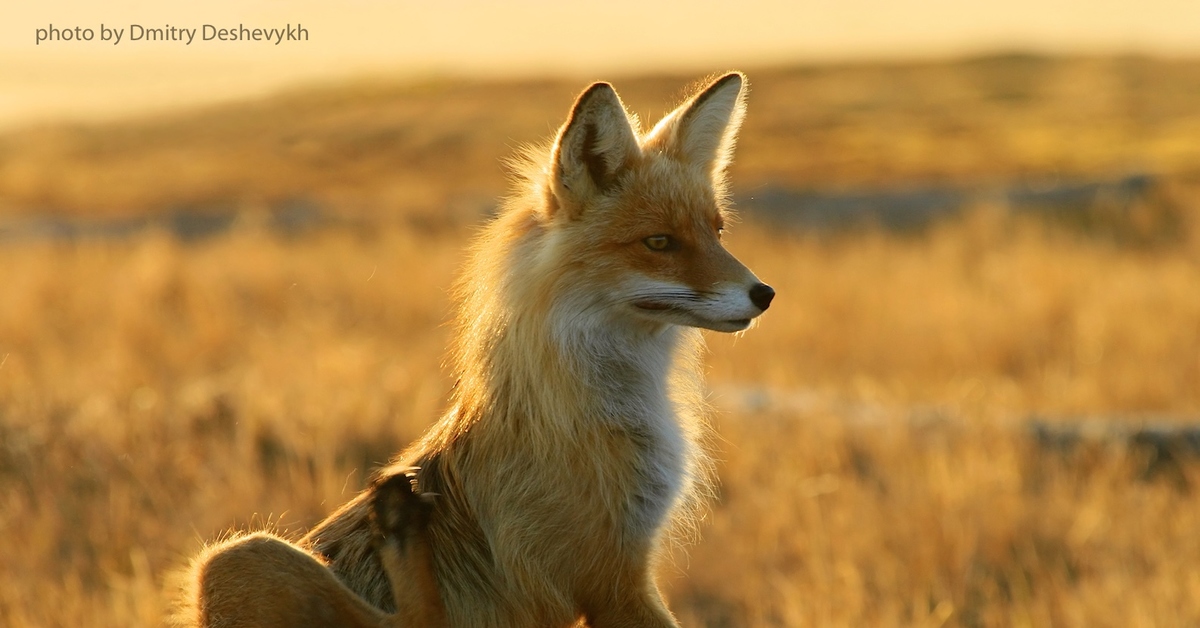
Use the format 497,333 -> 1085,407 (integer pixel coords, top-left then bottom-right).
548,82 -> 641,219
645,72 -> 747,179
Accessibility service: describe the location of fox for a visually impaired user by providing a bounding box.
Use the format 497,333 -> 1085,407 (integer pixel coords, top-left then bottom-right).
179,470 -> 446,627
184,71 -> 773,627
293,72 -> 775,627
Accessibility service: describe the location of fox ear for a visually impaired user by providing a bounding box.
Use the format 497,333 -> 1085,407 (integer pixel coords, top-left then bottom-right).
645,72 -> 746,178
549,82 -> 640,218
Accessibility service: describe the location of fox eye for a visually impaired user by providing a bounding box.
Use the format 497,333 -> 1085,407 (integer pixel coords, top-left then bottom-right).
643,235 -> 675,251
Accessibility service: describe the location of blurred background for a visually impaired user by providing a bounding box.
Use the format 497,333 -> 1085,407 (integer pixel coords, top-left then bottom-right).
3,1 -> 1200,626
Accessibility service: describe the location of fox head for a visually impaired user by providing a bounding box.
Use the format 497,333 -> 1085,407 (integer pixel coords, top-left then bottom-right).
537,72 -> 773,333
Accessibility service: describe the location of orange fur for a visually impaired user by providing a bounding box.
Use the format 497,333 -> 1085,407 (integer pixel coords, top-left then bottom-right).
178,472 -> 445,627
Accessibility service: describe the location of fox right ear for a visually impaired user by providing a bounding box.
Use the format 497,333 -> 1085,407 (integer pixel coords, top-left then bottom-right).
644,72 -> 746,183
548,83 -> 640,219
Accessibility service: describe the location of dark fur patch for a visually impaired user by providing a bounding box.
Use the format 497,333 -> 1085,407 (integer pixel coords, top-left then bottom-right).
582,122 -> 613,191
370,472 -> 432,551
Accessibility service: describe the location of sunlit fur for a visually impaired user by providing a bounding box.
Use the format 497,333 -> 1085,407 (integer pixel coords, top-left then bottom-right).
176,474 -> 446,628
305,72 -> 769,627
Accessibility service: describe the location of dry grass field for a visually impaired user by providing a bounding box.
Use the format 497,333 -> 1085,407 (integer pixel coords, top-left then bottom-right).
2,55 -> 1200,626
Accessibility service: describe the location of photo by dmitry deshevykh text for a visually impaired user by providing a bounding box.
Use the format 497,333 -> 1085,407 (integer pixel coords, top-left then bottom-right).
34,23 -> 309,45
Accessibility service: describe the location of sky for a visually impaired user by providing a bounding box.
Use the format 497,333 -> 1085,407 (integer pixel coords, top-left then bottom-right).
3,0 -> 1199,129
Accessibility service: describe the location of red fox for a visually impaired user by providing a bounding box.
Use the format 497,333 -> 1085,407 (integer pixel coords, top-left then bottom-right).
186,71 -> 773,627
301,72 -> 773,626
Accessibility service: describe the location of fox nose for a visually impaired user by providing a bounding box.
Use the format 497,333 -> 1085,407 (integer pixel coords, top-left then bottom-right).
749,283 -> 775,311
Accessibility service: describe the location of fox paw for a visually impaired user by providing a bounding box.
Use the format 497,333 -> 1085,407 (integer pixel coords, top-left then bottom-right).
369,468 -> 435,547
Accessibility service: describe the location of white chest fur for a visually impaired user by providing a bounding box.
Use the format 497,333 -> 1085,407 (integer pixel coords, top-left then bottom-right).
560,319 -> 694,539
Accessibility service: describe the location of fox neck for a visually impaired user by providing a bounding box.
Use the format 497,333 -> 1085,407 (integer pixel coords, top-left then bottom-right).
474,282 -> 690,428
588,327 -> 685,425
455,212 -> 694,426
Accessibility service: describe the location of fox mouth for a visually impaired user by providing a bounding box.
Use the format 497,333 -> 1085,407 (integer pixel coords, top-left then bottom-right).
634,300 -> 753,331
711,318 -> 752,332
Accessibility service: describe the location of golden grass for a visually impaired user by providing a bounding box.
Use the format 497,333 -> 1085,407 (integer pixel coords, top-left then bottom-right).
2,56 -> 1200,626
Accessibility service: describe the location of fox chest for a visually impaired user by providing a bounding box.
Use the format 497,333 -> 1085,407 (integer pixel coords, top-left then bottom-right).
459,385 -> 695,581
481,410 -> 689,548
614,414 -> 688,537
484,414 -> 687,579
